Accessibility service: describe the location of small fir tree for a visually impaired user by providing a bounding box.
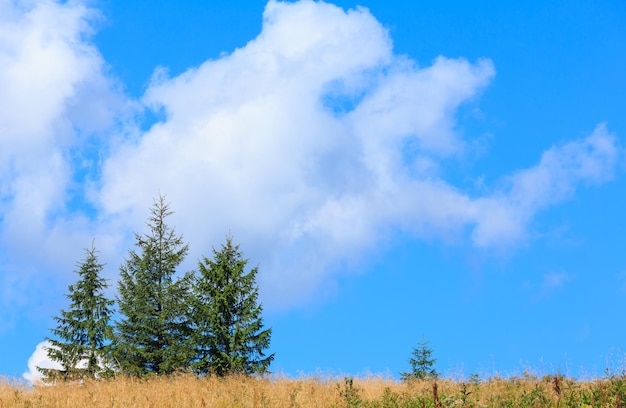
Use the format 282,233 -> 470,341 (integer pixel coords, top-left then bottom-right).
192,235 -> 274,376
114,194 -> 193,376
38,244 -> 114,382
400,338 -> 439,381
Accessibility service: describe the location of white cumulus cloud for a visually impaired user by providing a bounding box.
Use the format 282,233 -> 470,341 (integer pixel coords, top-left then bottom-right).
0,0 -> 132,328
472,123 -> 619,247
95,1 -> 619,309
0,0 -> 622,320
23,341 -> 62,385
96,0 -> 497,308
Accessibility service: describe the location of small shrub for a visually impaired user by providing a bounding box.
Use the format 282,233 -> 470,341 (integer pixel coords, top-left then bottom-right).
337,377 -> 362,408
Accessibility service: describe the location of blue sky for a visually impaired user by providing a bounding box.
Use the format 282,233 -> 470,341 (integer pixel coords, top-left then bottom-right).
1,0 -> 625,382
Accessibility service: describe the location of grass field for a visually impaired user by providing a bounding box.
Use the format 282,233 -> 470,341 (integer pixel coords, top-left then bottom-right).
2,373 -> 626,407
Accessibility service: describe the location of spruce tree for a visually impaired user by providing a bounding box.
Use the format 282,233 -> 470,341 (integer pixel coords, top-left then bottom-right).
114,194 -> 193,376
400,338 -> 439,381
38,244 -> 114,382
192,235 -> 274,376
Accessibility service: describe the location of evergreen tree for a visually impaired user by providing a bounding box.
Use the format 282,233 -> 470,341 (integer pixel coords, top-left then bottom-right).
114,194 -> 193,376
38,244 -> 114,382
192,235 -> 274,376
400,338 -> 439,381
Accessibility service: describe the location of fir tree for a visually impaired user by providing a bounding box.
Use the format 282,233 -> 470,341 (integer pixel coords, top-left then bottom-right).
192,235 -> 274,376
400,338 -> 439,381
38,244 -> 114,382
114,194 -> 193,376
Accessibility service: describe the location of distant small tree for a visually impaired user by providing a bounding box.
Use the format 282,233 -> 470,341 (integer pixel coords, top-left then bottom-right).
38,244 -> 115,382
191,235 -> 274,376
400,338 -> 439,381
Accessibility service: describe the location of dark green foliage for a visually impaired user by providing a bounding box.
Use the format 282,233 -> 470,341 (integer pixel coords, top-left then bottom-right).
400,338 -> 438,381
38,244 -> 114,382
519,383 -> 550,407
191,235 -> 274,376
114,194 -> 193,376
337,377 -> 363,408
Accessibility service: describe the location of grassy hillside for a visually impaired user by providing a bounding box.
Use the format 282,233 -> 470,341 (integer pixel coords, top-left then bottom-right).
1,373 -> 625,407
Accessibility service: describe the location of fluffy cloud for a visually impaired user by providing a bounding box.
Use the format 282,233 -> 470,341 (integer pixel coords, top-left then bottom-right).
23,341 -> 62,385
0,0 -> 622,318
96,1 -> 618,308
472,124 -> 619,247
0,0 -> 130,327
96,0 -> 497,308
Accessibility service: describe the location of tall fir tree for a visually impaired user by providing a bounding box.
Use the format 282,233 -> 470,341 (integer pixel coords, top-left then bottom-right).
192,235 -> 274,376
400,338 -> 439,381
114,194 -> 193,376
38,244 -> 114,382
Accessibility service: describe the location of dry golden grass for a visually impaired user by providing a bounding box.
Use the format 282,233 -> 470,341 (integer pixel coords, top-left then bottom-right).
1,373 -> 625,407
2,375 -> 347,408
